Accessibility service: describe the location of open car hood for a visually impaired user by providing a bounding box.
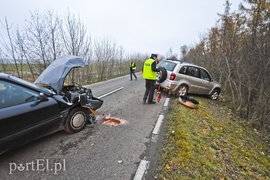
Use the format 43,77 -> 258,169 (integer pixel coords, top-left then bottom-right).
34,55 -> 85,94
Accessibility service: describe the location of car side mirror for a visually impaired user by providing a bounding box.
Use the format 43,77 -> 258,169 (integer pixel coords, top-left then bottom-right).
30,93 -> 48,107
39,93 -> 48,101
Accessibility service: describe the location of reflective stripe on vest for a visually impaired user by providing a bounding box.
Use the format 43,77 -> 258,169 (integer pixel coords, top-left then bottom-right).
143,58 -> 156,80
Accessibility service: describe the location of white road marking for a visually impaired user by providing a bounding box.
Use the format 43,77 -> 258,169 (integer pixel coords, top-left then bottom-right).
133,159 -> 149,180
97,87 -> 124,99
152,115 -> 164,135
134,97 -> 170,179
164,98 -> 170,107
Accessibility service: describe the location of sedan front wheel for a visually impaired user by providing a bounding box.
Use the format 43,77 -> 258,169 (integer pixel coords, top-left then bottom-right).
64,107 -> 88,134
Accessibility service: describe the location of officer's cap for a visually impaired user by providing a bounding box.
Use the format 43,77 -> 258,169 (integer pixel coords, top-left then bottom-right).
151,54 -> 158,58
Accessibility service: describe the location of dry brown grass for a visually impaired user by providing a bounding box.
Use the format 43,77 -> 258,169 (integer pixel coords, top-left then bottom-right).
156,96 -> 270,180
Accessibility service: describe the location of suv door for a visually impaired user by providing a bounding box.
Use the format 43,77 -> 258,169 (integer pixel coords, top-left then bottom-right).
197,68 -> 214,94
0,80 -> 61,153
186,66 -> 202,94
185,67 -> 214,95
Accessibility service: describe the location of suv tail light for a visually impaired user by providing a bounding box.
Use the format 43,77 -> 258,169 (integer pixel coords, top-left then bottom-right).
170,73 -> 176,80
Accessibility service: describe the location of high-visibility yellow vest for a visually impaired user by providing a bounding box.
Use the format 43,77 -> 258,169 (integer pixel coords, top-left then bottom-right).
143,58 -> 156,80
130,62 -> 136,70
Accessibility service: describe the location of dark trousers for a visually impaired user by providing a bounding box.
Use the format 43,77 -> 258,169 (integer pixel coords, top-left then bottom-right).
130,70 -> 137,80
143,80 -> 156,102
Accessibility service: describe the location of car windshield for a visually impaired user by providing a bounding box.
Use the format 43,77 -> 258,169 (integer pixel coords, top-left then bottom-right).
157,60 -> 176,71
11,75 -> 54,94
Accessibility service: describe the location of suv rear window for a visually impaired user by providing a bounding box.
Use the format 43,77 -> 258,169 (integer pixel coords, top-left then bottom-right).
158,61 -> 176,71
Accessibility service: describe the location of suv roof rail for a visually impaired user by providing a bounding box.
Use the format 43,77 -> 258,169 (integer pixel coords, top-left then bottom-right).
165,58 -> 183,63
166,57 -> 178,60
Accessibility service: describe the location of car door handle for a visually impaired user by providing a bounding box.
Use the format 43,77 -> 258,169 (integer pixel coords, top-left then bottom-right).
31,101 -> 41,107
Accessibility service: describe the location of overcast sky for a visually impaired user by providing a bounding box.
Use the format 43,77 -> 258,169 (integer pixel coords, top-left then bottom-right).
0,0 -> 243,57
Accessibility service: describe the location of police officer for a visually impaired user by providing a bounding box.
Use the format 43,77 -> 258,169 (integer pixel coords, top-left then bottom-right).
130,61 -> 137,80
142,54 -> 160,104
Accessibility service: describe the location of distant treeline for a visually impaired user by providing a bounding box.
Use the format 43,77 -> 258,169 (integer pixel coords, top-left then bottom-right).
0,10 -> 148,83
1,0 -> 269,130
184,1 -> 270,129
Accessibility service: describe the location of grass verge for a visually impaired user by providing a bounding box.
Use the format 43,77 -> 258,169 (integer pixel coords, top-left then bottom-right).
156,97 -> 270,180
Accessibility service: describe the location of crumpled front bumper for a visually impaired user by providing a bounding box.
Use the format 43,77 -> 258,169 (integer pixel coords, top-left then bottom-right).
80,94 -> 103,110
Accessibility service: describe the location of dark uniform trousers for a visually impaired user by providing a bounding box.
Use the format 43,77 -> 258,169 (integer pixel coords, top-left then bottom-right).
143,79 -> 156,102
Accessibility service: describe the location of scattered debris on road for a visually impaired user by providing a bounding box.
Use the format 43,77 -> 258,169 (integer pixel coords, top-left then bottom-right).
97,115 -> 126,126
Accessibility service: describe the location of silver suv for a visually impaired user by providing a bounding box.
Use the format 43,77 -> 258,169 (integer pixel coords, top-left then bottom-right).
156,59 -> 221,100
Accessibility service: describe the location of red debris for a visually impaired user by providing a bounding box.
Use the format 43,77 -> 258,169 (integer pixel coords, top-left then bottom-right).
100,116 -> 125,127
157,92 -> 161,102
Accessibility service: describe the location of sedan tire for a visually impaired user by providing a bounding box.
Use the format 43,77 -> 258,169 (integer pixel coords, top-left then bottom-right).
64,107 -> 89,134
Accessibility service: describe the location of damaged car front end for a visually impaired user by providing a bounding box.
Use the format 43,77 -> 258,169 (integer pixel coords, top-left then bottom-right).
34,55 -> 104,128
0,55 -> 103,154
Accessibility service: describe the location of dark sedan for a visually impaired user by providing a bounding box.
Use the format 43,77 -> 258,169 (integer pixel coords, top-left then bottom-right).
0,55 -> 103,155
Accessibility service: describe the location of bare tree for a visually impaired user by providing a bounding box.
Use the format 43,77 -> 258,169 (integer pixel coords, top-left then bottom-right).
0,50 -> 9,73
186,0 -> 270,128
239,0 -> 270,126
83,40 -> 95,84
61,11 -> 92,84
13,26 -> 36,80
62,11 -> 90,56
0,18 -> 21,77
180,45 -> 188,61
45,10 -> 62,61
94,36 -> 118,81
24,11 -> 52,71
117,46 -> 126,76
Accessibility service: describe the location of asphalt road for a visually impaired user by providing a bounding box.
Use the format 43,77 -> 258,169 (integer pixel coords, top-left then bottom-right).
0,73 -> 171,180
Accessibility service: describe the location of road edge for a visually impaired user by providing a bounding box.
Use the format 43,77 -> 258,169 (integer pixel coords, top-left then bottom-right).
133,97 -> 171,180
